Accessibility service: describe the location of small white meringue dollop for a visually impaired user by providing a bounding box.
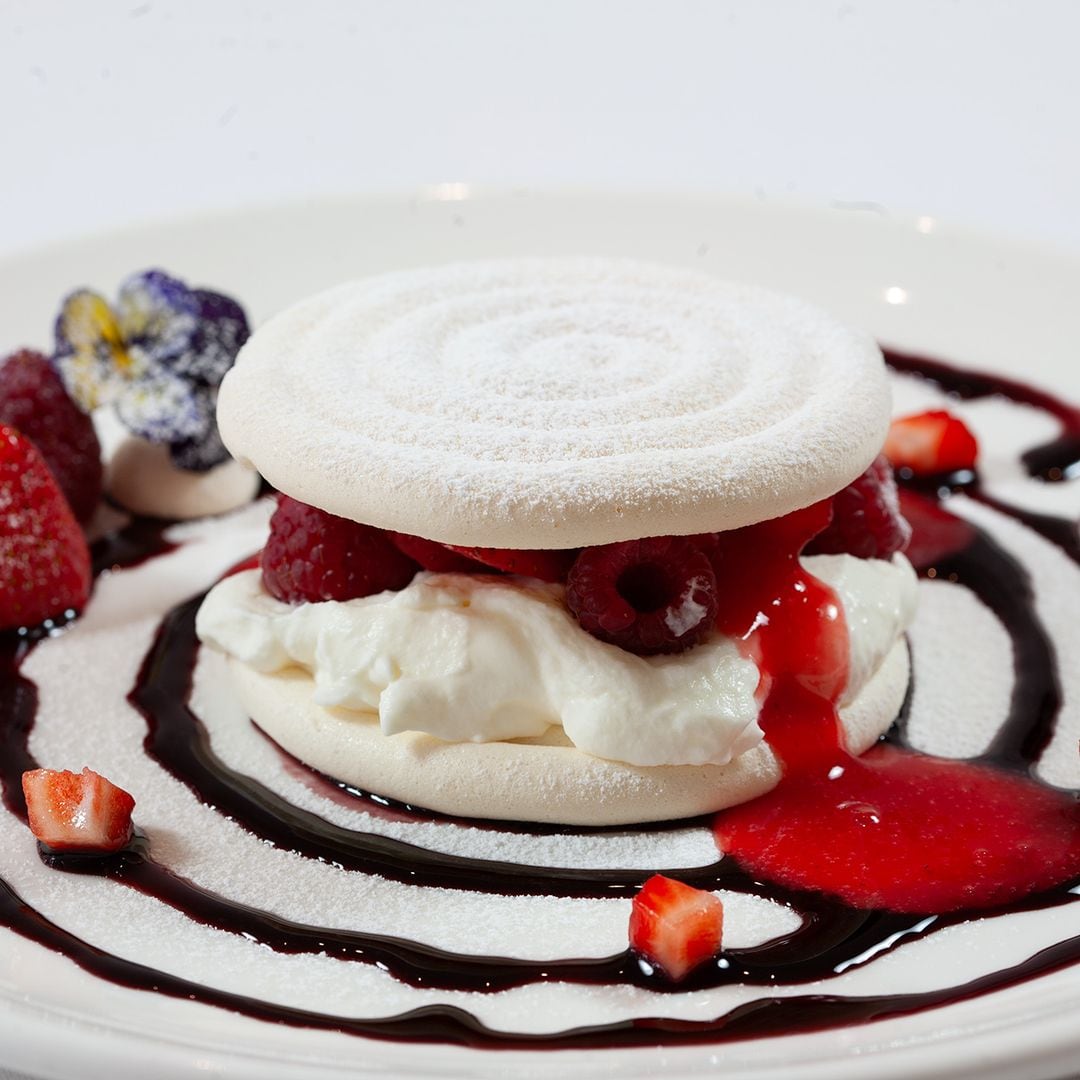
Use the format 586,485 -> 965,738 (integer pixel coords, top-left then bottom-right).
106,435 -> 260,520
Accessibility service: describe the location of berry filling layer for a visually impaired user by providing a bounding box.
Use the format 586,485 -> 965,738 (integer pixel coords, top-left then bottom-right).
198,457 -> 917,769
197,549 -> 916,768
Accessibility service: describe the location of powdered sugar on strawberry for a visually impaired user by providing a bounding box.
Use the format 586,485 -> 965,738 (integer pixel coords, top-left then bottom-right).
21,767 -> 135,853
0,426 -> 91,631
629,874 -> 724,982
885,409 -> 979,476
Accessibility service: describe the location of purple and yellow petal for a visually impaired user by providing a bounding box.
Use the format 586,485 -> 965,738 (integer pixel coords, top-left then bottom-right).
183,289 -> 250,385
51,269 -> 248,473
169,417 -> 228,472
114,369 -> 207,445
52,289 -> 133,410
117,269 -> 199,364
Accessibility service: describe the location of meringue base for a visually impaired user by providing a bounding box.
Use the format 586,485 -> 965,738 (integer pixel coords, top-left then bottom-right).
226,642 -> 910,826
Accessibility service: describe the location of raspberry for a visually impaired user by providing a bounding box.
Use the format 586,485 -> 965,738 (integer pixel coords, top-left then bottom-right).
390,533 -> 489,573
0,425 -> 92,631
565,536 -> 718,655
261,497 -> 419,603
0,350 -> 103,522
806,455 -> 912,561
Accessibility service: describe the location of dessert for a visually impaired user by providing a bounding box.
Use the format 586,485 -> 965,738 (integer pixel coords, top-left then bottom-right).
1,251 -> 1080,1062
197,259 -> 918,824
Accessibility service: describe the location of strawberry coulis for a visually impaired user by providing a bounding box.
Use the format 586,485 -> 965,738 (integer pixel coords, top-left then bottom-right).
710,494 -> 1080,914
1,350 -> 1080,1049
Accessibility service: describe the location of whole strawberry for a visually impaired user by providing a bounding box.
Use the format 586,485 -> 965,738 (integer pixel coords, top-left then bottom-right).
0,349 -> 103,522
0,425 -> 92,630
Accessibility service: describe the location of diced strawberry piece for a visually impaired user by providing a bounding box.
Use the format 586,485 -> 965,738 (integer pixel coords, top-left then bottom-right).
390,533 -> 490,573
443,545 -> 578,583
21,767 -> 135,853
884,409 -> 979,476
0,349 -> 103,522
0,425 -> 92,631
261,496 -> 419,604
628,874 -> 724,982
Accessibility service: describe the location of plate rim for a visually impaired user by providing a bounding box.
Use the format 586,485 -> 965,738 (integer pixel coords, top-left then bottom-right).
2,188 -> 1080,1080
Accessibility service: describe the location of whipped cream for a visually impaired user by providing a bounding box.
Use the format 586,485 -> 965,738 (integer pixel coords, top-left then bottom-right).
196,555 -> 917,768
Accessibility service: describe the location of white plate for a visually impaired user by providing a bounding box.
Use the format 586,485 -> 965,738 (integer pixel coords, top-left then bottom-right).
2,191 -> 1080,1080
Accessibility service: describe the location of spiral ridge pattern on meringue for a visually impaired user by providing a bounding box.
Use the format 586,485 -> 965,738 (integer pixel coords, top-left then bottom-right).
218,258 -> 890,546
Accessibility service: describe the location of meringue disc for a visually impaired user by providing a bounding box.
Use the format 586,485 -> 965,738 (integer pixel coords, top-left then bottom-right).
218,258 -> 890,547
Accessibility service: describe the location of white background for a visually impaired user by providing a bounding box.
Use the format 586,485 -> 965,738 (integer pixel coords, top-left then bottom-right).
2,0 -> 1080,259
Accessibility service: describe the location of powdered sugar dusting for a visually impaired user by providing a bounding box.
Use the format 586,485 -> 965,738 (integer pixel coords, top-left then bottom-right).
218,259 -> 891,547
5,350 -> 1080,1047
11,473 -> 1080,1029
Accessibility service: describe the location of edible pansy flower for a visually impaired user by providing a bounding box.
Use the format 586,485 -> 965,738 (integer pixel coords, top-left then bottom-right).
52,269 -> 249,472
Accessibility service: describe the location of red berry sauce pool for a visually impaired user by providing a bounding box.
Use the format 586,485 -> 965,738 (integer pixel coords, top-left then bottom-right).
1,350 -> 1080,1049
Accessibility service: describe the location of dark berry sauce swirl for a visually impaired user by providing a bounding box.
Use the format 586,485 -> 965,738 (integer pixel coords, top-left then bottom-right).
1,352 -> 1080,1052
